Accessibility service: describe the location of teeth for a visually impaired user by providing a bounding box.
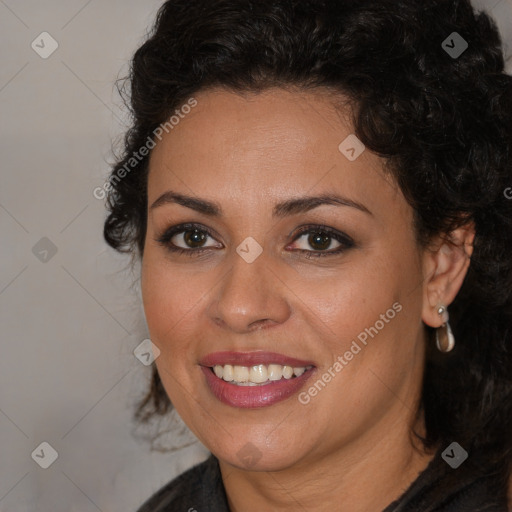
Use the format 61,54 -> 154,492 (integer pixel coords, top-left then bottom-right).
282,366 -> 293,379
222,364 -> 234,382
213,364 -> 311,385
233,365 -> 249,382
293,367 -> 305,377
268,364 -> 283,381
249,364 -> 268,383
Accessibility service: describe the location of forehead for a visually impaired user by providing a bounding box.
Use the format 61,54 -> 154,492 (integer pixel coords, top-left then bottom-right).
147,87 -> 400,217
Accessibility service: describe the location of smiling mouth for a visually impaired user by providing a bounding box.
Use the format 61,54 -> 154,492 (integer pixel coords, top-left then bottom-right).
210,363 -> 314,386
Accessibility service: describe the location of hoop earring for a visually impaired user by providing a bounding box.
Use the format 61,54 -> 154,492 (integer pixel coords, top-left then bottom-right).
435,305 -> 455,353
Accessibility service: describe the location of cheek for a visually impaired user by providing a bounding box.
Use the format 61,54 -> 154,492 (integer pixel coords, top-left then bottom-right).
141,255 -> 196,352
140,250 -> 225,376
292,258 -> 403,343
141,256 -> 207,416
297,248 -> 423,399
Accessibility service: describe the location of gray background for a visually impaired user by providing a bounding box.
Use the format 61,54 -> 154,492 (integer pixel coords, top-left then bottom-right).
0,1 -> 511,511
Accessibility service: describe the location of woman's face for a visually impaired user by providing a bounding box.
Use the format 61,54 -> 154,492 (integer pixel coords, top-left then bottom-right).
141,87 -> 429,471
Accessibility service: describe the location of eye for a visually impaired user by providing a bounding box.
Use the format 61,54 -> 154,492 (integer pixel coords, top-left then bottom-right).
169,228 -> 217,249
288,225 -> 355,258
155,223 -> 355,258
156,223 -> 221,256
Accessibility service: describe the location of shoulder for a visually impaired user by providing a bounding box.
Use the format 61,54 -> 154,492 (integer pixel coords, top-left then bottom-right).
135,454 -> 229,512
384,449 -> 509,512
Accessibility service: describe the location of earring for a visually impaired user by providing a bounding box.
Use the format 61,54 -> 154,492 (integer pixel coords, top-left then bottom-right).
435,305 -> 455,353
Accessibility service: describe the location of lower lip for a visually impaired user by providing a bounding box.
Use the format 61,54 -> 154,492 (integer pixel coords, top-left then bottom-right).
200,366 -> 315,408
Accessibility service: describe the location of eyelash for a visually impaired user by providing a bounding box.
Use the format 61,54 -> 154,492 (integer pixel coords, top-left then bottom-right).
155,223 -> 355,259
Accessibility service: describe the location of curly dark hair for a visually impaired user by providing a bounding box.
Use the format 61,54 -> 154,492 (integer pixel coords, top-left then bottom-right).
103,0 -> 512,499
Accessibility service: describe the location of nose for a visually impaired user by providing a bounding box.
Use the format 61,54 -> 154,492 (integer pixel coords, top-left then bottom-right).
207,248 -> 292,334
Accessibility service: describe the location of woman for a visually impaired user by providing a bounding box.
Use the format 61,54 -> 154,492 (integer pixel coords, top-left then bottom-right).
103,0 -> 512,510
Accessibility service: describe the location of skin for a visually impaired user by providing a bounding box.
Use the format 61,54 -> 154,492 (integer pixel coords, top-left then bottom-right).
141,86 -> 474,512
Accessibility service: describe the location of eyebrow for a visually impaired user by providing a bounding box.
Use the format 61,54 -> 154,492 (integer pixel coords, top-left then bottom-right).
150,191 -> 372,217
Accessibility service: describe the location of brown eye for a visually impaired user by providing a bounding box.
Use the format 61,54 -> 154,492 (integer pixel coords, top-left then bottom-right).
306,232 -> 335,251
181,229 -> 209,248
289,225 -> 354,257
156,223 -> 222,255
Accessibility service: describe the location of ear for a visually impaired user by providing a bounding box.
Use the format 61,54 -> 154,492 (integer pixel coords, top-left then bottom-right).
421,222 -> 475,328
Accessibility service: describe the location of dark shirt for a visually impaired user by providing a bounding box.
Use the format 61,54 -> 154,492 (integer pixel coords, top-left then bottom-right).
135,449 -> 509,511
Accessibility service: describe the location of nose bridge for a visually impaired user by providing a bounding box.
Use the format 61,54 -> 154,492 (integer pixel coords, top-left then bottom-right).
208,241 -> 290,332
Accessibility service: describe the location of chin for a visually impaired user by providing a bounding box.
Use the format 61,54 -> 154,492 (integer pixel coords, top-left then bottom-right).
218,447 -> 304,472
205,426 -> 314,472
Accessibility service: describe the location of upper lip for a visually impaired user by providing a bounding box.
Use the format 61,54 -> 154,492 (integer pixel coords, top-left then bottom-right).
199,351 -> 315,368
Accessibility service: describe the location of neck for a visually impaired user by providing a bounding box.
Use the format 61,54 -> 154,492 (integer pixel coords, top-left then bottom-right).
218,411 -> 436,512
